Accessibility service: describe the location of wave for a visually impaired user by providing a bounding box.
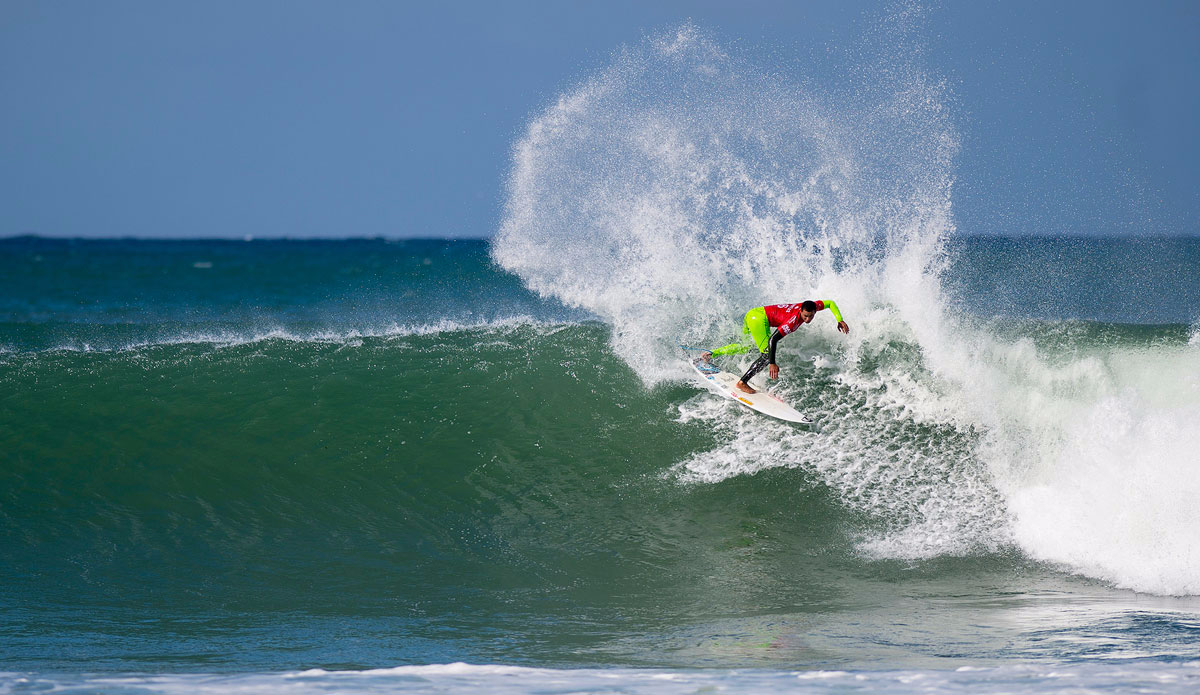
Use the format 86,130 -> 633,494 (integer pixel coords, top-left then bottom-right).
3,315 -> 1199,631
490,24 -> 1200,594
1,323 -> 720,606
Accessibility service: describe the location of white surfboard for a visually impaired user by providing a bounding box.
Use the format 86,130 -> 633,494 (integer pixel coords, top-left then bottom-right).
690,359 -> 814,424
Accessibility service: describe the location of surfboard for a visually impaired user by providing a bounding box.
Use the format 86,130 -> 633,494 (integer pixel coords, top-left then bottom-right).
690,358 -> 814,424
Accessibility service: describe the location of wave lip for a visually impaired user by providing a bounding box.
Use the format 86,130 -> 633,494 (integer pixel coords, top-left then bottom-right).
0,315 -> 576,355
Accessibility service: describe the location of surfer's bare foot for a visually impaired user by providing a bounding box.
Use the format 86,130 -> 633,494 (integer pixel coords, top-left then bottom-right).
735,381 -> 756,394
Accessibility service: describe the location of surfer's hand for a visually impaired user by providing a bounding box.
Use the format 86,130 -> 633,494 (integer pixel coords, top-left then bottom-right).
768,363 -> 779,379
837,321 -> 850,334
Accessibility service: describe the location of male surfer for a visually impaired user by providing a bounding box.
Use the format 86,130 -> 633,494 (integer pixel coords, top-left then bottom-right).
702,300 -> 849,394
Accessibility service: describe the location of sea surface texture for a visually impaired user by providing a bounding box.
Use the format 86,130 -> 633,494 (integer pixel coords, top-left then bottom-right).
2,234 -> 1199,694
6,26 -> 1200,695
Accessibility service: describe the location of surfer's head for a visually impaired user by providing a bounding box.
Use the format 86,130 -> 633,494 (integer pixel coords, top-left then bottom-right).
800,300 -> 817,323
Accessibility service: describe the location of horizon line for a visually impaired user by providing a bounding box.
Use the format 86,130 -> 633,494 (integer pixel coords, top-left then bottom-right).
3,231 -> 1199,243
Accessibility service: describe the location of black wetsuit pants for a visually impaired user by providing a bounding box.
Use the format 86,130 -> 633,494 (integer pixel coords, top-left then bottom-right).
739,353 -> 771,384
739,329 -> 783,384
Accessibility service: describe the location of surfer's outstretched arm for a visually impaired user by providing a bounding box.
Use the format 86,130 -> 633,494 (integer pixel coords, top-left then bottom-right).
818,299 -> 843,322
819,299 -> 850,334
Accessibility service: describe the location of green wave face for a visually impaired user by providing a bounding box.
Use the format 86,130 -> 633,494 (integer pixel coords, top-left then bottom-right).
6,317 -> 1197,670
4,325 -> 924,672
0,327 -> 848,618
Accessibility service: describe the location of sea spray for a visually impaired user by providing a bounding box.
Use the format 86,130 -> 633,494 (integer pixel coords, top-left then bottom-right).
493,24 -> 959,385
493,23 -> 1200,594
493,23 -> 1001,555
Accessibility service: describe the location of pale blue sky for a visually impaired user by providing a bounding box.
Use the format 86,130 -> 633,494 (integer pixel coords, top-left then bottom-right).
2,1 -> 1197,238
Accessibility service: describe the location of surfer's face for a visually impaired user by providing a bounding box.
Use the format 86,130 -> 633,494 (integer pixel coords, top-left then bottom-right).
800,309 -> 815,323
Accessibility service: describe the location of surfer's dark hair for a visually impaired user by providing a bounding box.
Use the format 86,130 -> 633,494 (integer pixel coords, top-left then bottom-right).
801,300 -> 817,313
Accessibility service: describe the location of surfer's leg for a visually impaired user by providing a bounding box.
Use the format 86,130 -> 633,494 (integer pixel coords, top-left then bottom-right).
744,307 -> 772,353
734,307 -> 773,392
739,352 -> 770,388
710,342 -> 750,357
711,307 -> 769,357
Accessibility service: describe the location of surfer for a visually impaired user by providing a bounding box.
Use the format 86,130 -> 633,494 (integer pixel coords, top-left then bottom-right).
703,301 -> 849,394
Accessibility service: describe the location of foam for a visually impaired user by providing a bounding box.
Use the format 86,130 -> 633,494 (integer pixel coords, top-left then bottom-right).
994,343 -> 1200,594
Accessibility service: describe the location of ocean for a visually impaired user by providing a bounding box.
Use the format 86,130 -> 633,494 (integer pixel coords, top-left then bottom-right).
2,234 -> 1198,694
5,22 -> 1200,695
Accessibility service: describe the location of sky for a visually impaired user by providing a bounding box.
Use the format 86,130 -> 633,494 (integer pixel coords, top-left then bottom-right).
2,0 -> 1198,239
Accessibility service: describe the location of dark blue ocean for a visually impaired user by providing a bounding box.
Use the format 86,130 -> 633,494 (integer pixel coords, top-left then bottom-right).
5,24 -> 1200,695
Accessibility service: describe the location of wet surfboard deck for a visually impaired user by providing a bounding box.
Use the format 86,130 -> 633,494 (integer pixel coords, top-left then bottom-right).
690,359 -> 814,424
